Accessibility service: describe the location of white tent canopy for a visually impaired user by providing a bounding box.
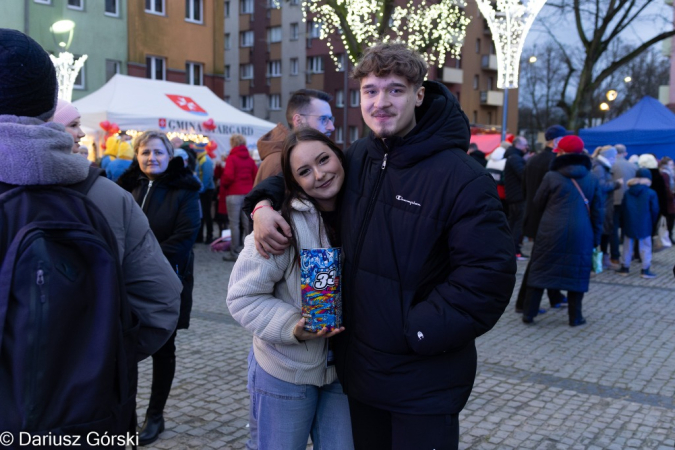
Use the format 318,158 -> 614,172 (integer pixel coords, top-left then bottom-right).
73,74 -> 275,156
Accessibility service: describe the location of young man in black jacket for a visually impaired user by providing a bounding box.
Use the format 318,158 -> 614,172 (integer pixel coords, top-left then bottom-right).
245,43 -> 516,450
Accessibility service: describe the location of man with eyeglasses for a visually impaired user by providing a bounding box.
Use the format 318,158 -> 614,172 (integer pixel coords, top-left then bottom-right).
254,89 -> 335,186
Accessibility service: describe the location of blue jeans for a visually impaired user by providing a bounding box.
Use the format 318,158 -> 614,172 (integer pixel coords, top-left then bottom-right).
246,351 -> 353,450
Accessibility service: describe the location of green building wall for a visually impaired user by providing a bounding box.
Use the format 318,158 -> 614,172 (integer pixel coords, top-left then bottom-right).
0,0 -> 128,101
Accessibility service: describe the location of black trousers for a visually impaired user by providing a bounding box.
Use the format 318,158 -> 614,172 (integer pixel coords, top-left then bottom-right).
198,189 -> 215,241
524,288 -> 584,323
507,201 -> 525,254
147,330 -> 177,414
348,397 -> 459,450
516,261 -> 564,311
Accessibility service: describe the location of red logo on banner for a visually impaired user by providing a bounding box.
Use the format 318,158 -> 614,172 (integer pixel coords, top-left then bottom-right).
166,94 -> 208,115
158,118 -> 167,128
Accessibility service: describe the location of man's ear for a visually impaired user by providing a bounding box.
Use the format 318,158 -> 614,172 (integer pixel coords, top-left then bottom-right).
415,86 -> 425,107
292,113 -> 303,129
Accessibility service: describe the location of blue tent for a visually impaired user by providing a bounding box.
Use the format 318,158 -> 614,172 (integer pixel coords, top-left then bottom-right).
579,96 -> 675,158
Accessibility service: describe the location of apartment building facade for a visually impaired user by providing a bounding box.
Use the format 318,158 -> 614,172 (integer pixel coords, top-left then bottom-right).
223,0 -> 519,144
127,0 -> 225,97
0,0 -> 128,101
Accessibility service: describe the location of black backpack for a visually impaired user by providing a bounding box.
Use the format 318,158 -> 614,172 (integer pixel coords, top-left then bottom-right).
0,168 -> 138,445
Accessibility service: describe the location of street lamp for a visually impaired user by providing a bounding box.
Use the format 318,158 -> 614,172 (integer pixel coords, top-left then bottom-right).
624,76 -> 632,83
528,55 -> 537,63
606,90 -> 618,102
599,102 -> 609,124
49,20 -> 87,102
475,0 -> 548,140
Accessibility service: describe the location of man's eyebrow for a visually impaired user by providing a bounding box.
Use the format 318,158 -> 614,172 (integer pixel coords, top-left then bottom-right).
361,82 -> 407,90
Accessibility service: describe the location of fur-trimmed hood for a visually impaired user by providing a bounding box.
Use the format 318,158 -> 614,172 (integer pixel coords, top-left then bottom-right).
117,157 -> 201,192
550,153 -> 592,179
627,177 -> 652,187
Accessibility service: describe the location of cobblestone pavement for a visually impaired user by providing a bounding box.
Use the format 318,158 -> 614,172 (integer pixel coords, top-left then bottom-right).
136,240 -> 675,449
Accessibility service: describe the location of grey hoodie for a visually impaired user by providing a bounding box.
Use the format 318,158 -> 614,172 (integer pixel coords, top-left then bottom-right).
0,115 -> 181,360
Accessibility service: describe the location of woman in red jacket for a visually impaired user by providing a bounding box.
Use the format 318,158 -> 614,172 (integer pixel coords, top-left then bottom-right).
222,134 -> 258,261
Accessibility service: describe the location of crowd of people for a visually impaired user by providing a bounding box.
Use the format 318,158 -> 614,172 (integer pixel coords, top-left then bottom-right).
1,26 -> 672,450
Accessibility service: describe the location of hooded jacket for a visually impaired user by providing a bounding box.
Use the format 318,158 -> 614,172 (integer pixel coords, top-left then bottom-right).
254,123 -> 288,186
221,144 -> 258,196
118,158 -> 201,329
0,115 -> 181,359
527,154 -> 603,293
591,156 -> 620,234
621,177 -> 659,239
334,81 -> 515,415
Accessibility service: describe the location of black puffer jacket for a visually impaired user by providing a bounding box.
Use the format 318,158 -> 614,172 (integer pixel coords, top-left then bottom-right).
522,147 -> 557,238
504,146 -> 526,203
118,158 -> 201,329
334,81 -> 516,415
527,154 -> 603,293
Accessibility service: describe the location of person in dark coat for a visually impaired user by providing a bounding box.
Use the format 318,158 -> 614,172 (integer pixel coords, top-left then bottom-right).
516,125 -> 571,313
638,153 -> 669,236
523,135 -> 603,327
468,142 -> 487,167
658,157 -> 675,241
591,146 -> 622,268
616,169 -> 659,278
117,130 -> 201,446
243,42 -> 516,449
504,136 -> 529,258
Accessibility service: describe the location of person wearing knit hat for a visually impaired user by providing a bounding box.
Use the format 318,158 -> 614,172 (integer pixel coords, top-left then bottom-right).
0,28 -> 181,438
52,99 -> 86,153
609,143 -> 637,268
522,134 -> 603,327
616,168 -> 659,278
591,145 -> 623,269
638,153 -> 669,235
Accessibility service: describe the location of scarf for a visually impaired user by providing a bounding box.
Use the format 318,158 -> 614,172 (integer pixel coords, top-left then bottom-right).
0,115 -> 90,186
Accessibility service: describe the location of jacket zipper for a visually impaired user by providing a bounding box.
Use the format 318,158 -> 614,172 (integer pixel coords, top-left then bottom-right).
140,180 -> 153,210
26,263 -> 46,427
343,143 -> 389,390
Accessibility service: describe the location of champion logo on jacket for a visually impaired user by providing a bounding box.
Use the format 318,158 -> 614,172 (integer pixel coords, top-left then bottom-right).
396,195 -> 421,207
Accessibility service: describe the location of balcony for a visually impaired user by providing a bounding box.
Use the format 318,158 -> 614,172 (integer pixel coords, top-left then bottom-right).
480,90 -> 504,106
481,54 -> 498,71
442,67 -> 463,84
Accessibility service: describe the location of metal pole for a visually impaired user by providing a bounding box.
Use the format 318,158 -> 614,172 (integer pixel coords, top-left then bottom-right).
501,87 -> 509,141
343,58 -> 348,151
24,0 -> 29,34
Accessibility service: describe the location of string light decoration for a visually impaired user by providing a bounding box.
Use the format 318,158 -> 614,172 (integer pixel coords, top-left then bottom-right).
474,0 -> 547,89
302,0 -> 470,69
50,52 -> 88,102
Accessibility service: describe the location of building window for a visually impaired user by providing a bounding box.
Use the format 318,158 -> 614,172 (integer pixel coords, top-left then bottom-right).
307,56 -> 323,74
240,95 -> 253,111
308,21 -> 321,38
473,111 -> 477,123
186,62 -> 203,85
224,0 -> 230,16
335,90 -> 344,108
67,0 -> 83,10
225,33 -> 231,50
73,56 -> 86,89
269,94 -> 281,110
336,53 -> 346,72
490,41 -> 496,54
105,0 -> 119,15
335,127 -> 344,144
225,65 -> 231,80
240,31 -> 254,47
473,75 -> 479,90
487,111 -> 492,124
268,26 -> 282,43
34,0 -> 52,4
290,23 -> 299,40
350,89 -> 359,107
240,0 -> 253,14
146,56 -> 165,80
349,126 -> 359,143
240,63 -> 253,80
475,38 -> 481,53
105,59 -> 120,81
186,0 -> 203,23
145,0 -> 164,15
266,0 -> 280,8
290,58 -> 299,75
487,76 -> 494,91
290,0 -> 299,5
267,60 -> 281,77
